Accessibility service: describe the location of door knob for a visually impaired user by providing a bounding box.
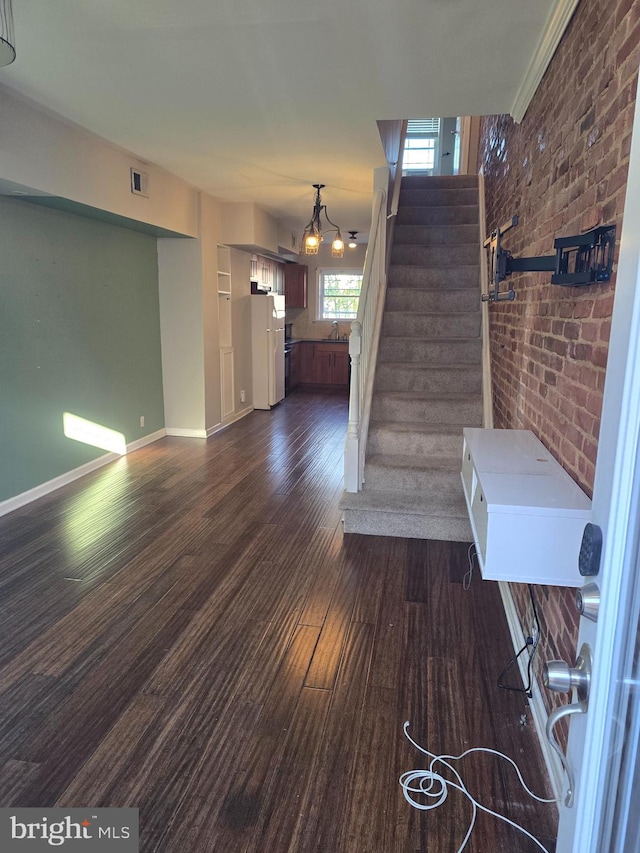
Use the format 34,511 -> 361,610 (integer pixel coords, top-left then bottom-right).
576,582 -> 600,622
543,644 -> 592,807
543,643 -> 591,701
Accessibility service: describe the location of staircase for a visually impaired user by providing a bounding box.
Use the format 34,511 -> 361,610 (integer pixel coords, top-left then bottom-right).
341,174 -> 482,540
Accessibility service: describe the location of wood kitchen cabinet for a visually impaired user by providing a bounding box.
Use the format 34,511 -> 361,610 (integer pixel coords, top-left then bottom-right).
284,264 -> 308,309
298,342 -> 349,388
289,342 -> 301,391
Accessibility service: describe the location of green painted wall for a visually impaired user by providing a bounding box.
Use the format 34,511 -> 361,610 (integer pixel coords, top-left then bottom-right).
0,196 -> 164,502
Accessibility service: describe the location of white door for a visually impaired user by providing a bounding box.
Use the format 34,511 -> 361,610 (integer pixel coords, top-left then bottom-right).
554,70 -> 640,852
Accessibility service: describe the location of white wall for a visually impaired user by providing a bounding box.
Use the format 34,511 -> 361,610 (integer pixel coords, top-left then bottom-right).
158,236 -> 207,434
230,249 -> 254,411
0,85 -> 199,236
221,202 -> 280,254
200,194 -> 223,431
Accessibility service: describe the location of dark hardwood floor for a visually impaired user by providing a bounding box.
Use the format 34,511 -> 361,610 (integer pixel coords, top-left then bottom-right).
0,390 -> 557,851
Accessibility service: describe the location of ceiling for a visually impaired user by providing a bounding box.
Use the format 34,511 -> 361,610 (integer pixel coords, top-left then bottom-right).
0,0 -> 563,239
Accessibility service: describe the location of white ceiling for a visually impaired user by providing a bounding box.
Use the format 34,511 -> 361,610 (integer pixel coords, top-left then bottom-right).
1,0 -> 562,238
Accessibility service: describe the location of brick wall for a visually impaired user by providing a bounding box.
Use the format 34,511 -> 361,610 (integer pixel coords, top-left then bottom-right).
479,0 -> 639,731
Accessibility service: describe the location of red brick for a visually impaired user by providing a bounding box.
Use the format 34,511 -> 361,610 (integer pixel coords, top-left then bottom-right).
581,321 -> 600,342
480,0 -> 635,673
593,292 -> 615,318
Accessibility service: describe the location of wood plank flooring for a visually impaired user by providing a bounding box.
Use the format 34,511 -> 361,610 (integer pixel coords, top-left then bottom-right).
0,390 -> 558,851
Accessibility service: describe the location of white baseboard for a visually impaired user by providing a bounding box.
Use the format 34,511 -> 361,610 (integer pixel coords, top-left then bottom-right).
126,429 -> 166,452
207,405 -> 254,437
165,406 -> 254,440
499,580 -> 564,802
0,428 -> 166,518
165,427 -> 208,438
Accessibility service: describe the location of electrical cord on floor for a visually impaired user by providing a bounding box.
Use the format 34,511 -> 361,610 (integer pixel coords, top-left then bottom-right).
399,721 -> 558,853
497,583 -> 541,698
462,543 -> 476,590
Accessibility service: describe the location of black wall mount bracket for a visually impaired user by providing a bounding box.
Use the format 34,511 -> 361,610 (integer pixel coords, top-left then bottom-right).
482,215 -> 616,303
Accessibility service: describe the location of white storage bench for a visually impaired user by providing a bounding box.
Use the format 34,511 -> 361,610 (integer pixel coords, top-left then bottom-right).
461,428 -> 591,586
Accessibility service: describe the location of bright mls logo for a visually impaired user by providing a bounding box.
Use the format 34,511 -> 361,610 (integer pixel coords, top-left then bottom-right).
1,809 -> 138,851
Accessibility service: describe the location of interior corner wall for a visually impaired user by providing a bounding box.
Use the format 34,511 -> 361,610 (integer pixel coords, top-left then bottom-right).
157,236 -> 206,434
478,0 -> 639,725
0,196 -> 164,503
199,194 -> 223,431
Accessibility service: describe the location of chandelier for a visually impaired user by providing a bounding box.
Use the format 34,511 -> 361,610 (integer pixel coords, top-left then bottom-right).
0,0 -> 15,67
301,184 -> 344,259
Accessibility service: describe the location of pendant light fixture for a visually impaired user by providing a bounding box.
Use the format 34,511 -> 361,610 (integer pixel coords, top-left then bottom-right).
301,184 -> 344,259
348,231 -> 358,248
0,0 -> 15,67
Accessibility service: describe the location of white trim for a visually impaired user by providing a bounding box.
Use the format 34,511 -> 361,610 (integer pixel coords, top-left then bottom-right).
0,428 -> 166,518
207,405 -> 254,437
165,427 -> 208,438
126,428 -> 166,453
499,581 -> 563,803
477,174 -> 494,429
510,0 -> 581,123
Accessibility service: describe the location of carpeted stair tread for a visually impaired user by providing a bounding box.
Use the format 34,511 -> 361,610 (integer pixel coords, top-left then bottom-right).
368,419 -> 472,436
396,205 -> 478,226
376,361 -> 480,372
340,487 -> 468,517
381,311 -> 481,339
387,265 -> 479,289
401,175 -> 478,189
373,390 -> 480,402
366,453 -> 462,473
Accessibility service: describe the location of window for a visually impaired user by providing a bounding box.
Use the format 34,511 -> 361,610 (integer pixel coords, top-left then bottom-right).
319,270 -> 363,320
403,117 -> 440,175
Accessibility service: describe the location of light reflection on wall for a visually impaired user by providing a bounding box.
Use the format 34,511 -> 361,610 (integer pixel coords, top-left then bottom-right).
63,412 -> 127,455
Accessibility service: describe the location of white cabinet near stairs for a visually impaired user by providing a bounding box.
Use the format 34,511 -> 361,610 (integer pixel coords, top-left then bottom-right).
461,428 -> 591,587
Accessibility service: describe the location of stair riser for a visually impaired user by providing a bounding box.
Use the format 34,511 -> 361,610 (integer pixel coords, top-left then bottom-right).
375,365 -> 482,394
401,175 -> 478,190
396,206 -> 478,226
394,224 -> 479,246
367,426 -> 464,457
382,312 -> 480,339
386,288 -> 479,313
387,266 -> 479,290
365,465 -> 462,495
379,337 -> 481,364
342,508 -> 472,541
371,395 -> 483,424
391,244 -> 478,266
399,188 -> 479,207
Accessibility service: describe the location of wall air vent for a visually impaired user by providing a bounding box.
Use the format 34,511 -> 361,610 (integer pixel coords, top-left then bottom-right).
130,167 -> 149,198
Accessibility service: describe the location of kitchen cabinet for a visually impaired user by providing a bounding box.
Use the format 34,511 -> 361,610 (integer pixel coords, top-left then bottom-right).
251,254 -> 284,294
284,264 -> 308,309
289,342 -> 301,391
298,341 -> 349,387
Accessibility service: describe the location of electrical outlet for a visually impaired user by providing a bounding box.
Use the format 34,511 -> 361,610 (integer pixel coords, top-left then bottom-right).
240,389 -> 246,403
139,415 -> 145,428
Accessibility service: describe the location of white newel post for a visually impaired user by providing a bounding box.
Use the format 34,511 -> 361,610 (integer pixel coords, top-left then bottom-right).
345,320 -> 362,492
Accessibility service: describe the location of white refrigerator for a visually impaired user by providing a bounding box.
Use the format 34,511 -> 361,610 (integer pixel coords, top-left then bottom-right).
251,292 -> 285,409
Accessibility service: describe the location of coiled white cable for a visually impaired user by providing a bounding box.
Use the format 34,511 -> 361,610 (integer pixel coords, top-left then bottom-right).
399,721 -> 558,853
